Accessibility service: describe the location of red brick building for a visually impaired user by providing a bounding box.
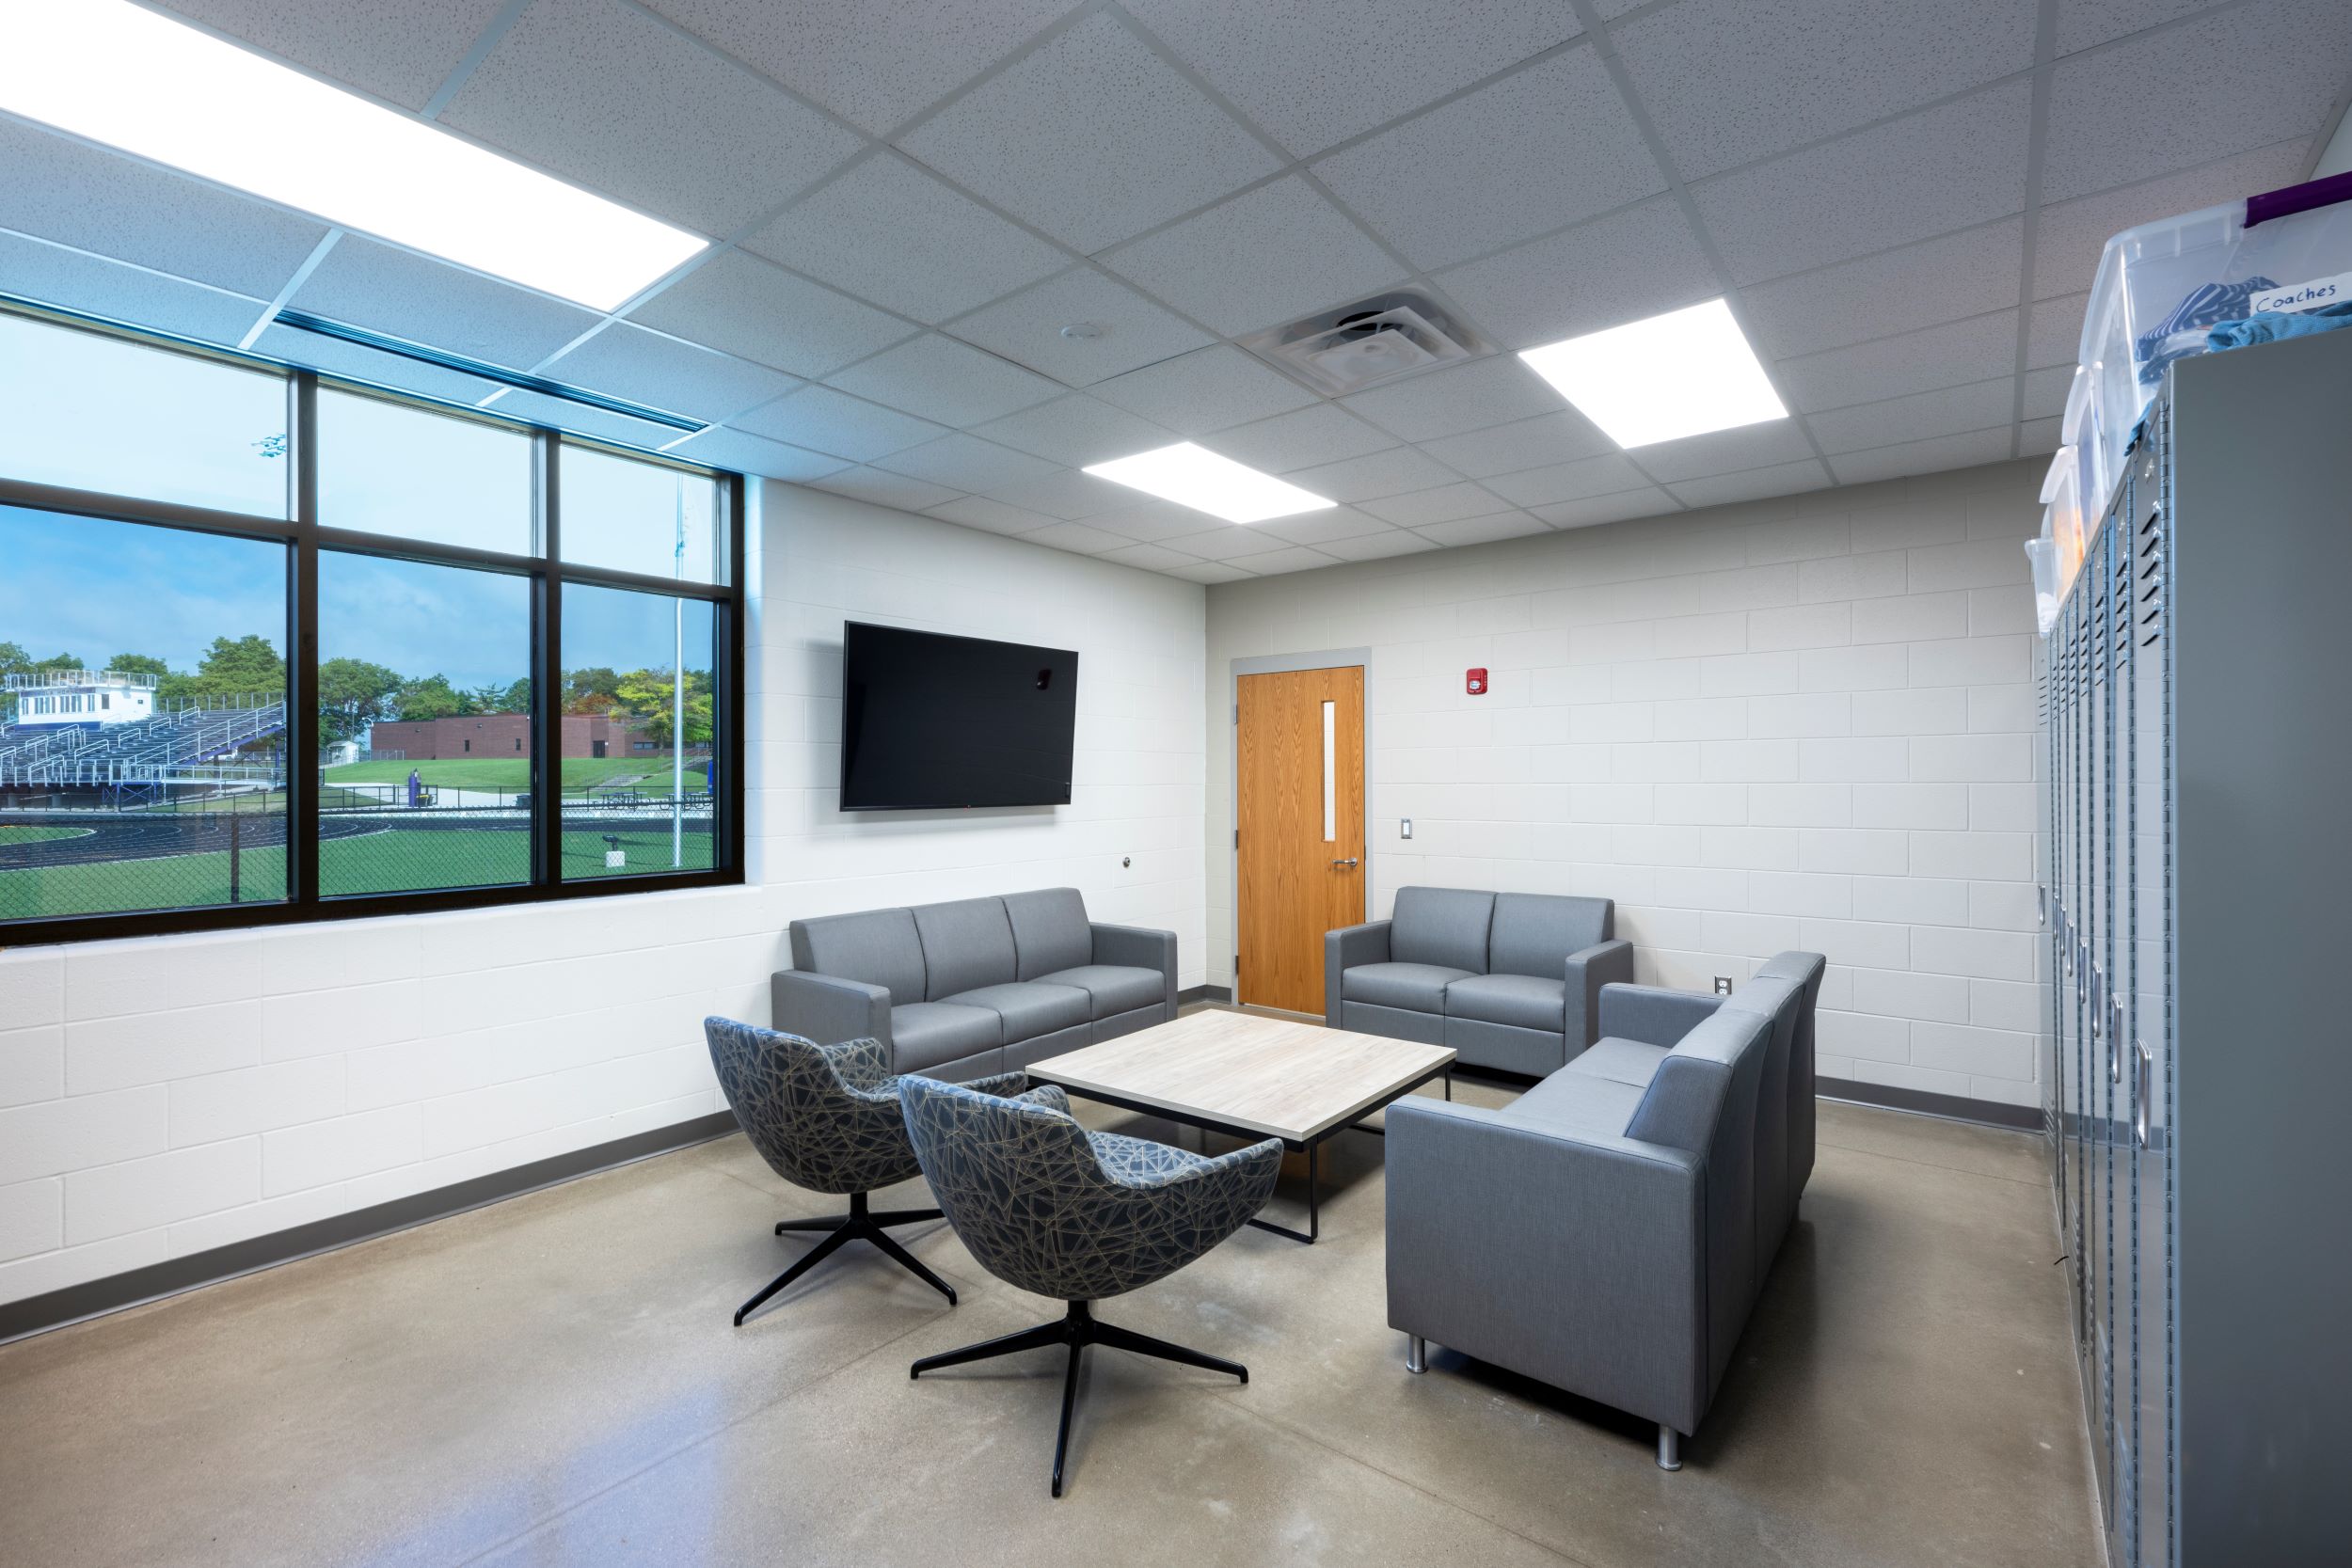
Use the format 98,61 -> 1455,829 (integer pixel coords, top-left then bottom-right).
369,713 -> 651,761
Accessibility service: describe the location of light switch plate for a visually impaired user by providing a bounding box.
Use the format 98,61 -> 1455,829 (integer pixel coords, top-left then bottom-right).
1399,817 -> 1413,839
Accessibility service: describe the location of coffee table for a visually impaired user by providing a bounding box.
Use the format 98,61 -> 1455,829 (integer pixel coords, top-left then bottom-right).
1024,1009 -> 1454,1243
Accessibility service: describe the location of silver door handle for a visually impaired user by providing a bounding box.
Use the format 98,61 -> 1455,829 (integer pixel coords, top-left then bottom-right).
1330,858 -> 1359,868
2134,1042 -> 2153,1147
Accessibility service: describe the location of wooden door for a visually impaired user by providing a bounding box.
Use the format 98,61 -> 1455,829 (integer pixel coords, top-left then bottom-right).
1236,666 -> 1364,1013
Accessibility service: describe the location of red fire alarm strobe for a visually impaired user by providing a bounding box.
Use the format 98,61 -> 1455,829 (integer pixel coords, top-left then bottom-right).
1466,668 -> 1488,695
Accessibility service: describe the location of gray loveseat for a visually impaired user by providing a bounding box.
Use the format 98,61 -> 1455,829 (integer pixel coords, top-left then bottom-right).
1326,886 -> 1634,1075
774,889 -> 1177,1083
1384,952 -> 1826,1469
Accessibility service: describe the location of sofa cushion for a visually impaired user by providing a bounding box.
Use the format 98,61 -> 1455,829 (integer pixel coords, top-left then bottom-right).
790,908 -> 926,1006
911,897 -> 1017,1001
945,982 -> 1090,1042
1036,964 -> 1164,1021
1487,892 -> 1610,979
1504,1072 -> 1646,1139
1390,887 -> 1493,974
890,1002 -> 1003,1072
1343,961 -> 1471,1013
1444,972 -> 1566,1032
1003,887 -> 1094,980
1565,1036 -> 1670,1088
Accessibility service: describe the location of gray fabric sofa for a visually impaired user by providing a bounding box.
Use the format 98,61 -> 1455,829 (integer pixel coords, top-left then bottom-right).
1384,952 -> 1825,1468
1325,886 -> 1634,1075
774,888 -> 1177,1083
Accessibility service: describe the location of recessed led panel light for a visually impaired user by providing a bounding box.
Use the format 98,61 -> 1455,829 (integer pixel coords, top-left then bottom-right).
1083,442 -> 1335,525
0,1 -> 707,311
1518,298 -> 1788,450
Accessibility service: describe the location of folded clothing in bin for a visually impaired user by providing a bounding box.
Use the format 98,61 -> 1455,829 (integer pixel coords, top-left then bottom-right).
2135,277 -> 2277,384
2206,299 -> 2352,351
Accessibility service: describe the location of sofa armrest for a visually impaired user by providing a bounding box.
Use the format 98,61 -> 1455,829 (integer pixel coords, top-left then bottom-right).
1325,919 -> 1393,1024
1384,1098 -> 1707,1434
1598,982 -> 1724,1049
1091,923 -> 1178,1020
1563,940 -> 1635,1055
772,970 -> 893,1054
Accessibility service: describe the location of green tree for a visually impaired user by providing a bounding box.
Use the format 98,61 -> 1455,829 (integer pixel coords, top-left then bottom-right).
500,676 -> 532,714
0,641 -> 39,677
613,666 -> 714,748
317,657 -> 405,746
104,653 -> 172,679
562,666 -> 621,714
162,635 -> 284,702
394,674 -> 469,721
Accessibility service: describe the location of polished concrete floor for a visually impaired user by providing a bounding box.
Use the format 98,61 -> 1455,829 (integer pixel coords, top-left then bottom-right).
0,1075 -> 2098,1568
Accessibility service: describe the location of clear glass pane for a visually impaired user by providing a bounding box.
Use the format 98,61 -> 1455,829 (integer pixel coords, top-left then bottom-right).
1321,699 -> 1336,842
0,312 -> 289,517
0,506 -> 289,921
317,388 -> 533,554
559,444 -> 722,583
560,582 -> 716,879
317,552 -> 532,896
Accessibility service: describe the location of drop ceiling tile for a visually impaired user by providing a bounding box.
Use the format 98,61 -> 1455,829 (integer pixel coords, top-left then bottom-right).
1666,459 -> 1834,510
661,424 -> 850,483
1740,218 -> 2025,358
253,323 -> 501,402
825,334 -> 1062,428
479,388 -> 684,448
1123,0 -> 1581,158
898,11 -> 1281,253
1827,427 -> 2015,483
1809,377 -> 2014,453
1413,512 -> 1554,549
1163,526 -> 1296,561
1777,311 -> 2022,413
442,0 -> 861,238
2026,295 -> 2088,370
1435,198 -> 1724,351
1340,356 -> 1565,442
0,119 -> 328,300
743,153 -> 1067,325
627,250 -> 914,379
1094,541 -> 1206,572
1421,410 -> 1615,478
1314,47 -> 1663,272
1360,483 -> 1513,527
542,323 -> 799,421
640,0 -> 1077,135
2054,0 -> 2218,54
1240,545 -> 1349,576
1101,176 -> 1406,338
1166,560 -> 1260,582
946,267 -> 1212,386
156,0 -> 511,109
873,432 -> 1059,493
1201,404 -> 1397,473
733,385 -> 948,461
1632,420 -> 1816,482
2040,0 -> 2352,202
1089,344 -> 1320,433
982,467 -> 1140,520
1317,530 -> 1441,562
1692,81 -> 2032,286
287,236 -> 602,366
1529,487 -> 1681,529
1089,499 -> 1228,543
1282,447 -> 1459,504
1020,520 -> 1130,555
973,395 -> 1174,468
2026,142 -> 2307,300
2020,364 -> 2074,421
1614,0 -> 2036,182
1485,453 -> 1652,507
2020,416 -> 2063,455
2,230 -> 267,346
812,466 -> 965,513
1254,506 -> 1399,546
926,495 -> 1061,536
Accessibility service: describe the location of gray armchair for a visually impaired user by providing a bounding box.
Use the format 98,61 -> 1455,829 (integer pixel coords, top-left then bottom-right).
1327,887 -> 1633,1075
898,1074 -> 1282,1497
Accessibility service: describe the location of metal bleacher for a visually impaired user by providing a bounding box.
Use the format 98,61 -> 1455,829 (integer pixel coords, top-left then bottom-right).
0,696 -> 286,799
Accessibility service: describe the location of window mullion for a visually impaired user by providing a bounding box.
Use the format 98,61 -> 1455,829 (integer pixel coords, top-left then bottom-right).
535,432 -> 562,889
292,372 -> 322,909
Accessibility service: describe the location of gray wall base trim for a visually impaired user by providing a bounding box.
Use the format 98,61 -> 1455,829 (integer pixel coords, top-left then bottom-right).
1818,1075 -> 2042,1132
1179,983 -> 1232,1005
0,1110 -> 740,1346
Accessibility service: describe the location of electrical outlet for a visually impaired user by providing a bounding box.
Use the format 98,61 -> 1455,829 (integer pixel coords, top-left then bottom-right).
1399,817 -> 1413,839
1714,976 -> 1733,995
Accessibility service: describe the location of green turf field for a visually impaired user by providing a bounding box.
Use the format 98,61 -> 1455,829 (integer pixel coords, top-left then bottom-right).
0,825 -> 715,919
323,758 -> 707,790
0,825 -> 91,847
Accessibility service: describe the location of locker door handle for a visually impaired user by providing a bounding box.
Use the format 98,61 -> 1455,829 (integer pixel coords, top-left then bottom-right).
2134,1042 -> 2153,1147
2037,885 -> 2048,926
2108,998 -> 2125,1084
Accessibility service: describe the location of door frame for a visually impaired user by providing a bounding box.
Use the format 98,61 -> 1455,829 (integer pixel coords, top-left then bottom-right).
1229,648 -> 1374,1009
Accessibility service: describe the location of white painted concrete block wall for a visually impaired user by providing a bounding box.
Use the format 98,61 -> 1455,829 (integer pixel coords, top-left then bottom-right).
0,481 -> 1206,1308
1204,457 -> 2049,1114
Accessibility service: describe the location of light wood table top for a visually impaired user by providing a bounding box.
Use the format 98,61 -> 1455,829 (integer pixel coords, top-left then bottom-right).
1025,1009 -> 1454,1145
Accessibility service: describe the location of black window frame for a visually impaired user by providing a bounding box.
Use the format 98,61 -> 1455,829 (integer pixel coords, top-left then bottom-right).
0,305 -> 746,945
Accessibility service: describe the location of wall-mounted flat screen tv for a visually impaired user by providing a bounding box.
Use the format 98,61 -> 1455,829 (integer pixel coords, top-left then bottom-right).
839,622 -> 1079,810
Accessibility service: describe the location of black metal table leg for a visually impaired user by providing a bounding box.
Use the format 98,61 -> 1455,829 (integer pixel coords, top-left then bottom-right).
1247,1138 -> 1319,1243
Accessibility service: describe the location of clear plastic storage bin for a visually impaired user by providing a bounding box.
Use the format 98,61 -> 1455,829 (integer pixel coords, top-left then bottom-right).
2078,172 -> 2352,515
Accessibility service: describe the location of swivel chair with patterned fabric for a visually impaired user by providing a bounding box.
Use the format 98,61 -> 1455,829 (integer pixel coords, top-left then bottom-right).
897,1074 -> 1283,1497
704,1018 -> 1032,1326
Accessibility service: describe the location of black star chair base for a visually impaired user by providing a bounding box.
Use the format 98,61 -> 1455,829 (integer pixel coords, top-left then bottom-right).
897,1075 -> 1281,1497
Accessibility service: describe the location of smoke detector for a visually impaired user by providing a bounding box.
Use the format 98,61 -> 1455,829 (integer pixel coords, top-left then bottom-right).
1237,289 -> 1490,396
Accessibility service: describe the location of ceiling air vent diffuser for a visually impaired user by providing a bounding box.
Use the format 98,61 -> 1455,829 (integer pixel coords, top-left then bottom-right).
1237,290 -> 1490,396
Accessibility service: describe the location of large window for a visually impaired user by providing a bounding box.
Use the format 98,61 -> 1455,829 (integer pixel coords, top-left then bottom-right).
0,307 -> 742,942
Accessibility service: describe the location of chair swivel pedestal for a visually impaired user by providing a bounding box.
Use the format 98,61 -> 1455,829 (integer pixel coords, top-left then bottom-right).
738,1190 -> 958,1325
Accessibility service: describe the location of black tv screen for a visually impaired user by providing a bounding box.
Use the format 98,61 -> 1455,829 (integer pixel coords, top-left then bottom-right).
839,622 -> 1079,810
